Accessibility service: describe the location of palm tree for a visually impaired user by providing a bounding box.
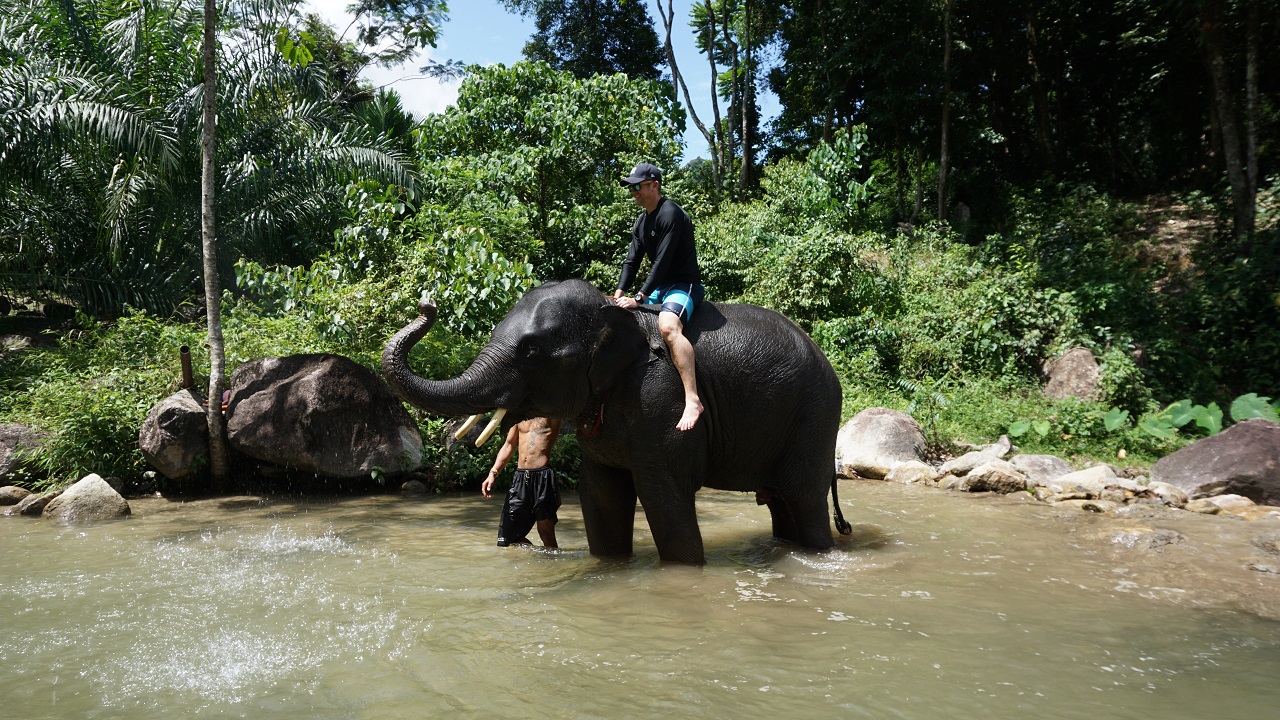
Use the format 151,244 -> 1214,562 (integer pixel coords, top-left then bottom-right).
0,0 -> 416,317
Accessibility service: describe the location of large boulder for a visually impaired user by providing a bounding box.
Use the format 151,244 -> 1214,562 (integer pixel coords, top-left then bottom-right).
43,474 -> 130,522
1150,419 -> 1280,505
1043,346 -> 1101,401
836,408 -> 927,479
138,389 -> 210,479
0,423 -> 45,483
226,354 -> 423,478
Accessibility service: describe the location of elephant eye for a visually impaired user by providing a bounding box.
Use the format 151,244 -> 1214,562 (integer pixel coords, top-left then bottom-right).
522,341 -> 541,358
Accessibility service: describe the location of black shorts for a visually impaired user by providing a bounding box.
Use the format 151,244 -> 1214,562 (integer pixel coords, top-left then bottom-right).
496,466 -> 560,546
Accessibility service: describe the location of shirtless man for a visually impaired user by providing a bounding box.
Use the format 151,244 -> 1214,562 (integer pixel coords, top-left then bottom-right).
482,417 -> 563,549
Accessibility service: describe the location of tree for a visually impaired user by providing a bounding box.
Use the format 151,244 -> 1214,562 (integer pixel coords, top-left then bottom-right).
655,0 -> 723,193
1195,0 -> 1260,240
0,0 -> 417,316
414,62 -> 684,282
503,0 -> 665,79
200,0 -> 229,488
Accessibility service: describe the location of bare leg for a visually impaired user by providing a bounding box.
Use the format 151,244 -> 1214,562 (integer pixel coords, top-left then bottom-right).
536,519 -> 558,549
659,311 -> 703,431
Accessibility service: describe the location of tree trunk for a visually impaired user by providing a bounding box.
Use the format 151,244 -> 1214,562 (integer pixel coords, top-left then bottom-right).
655,0 -> 721,193
911,144 -> 924,226
1244,0 -> 1258,204
1200,0 -> 1254,239
937,0 -> 953,223
895,127 -> 905,222
1025,5 -> 1055,174
738,0 -> 753,190
201,0 -> 229,490
704,1 -> 727,188
719,3 -> 740,187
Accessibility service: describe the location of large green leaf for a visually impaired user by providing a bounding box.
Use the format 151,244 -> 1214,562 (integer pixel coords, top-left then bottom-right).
1230,393 -> 1279,423
1137,417 -> 1176,439
1103,407 -> 1130,432
1194,403 -> 1223,435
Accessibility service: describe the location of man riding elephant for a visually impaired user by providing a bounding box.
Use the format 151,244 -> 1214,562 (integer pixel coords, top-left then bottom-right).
611,162 -> 705,432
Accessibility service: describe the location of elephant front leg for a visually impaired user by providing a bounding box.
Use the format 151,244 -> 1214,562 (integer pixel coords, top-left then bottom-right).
578,458 -> 638,558
636,482 -> 705,565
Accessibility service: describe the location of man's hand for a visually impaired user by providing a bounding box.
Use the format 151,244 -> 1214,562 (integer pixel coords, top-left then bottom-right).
481,471 -> 496,498
613,290 -> 639,309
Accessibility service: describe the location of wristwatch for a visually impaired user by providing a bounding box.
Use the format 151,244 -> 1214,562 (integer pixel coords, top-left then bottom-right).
634,293 -> 645,303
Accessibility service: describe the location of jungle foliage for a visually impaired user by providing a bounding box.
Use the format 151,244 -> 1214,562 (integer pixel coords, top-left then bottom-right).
2,0 -> 1278,491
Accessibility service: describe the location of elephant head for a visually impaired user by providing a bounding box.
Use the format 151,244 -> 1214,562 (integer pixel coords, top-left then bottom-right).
382,280 -> 650,443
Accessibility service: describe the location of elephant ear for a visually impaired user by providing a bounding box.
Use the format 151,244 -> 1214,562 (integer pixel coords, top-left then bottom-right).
588,304 -> 648,394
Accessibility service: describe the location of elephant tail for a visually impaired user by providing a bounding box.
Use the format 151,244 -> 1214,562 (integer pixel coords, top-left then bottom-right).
831,475 -> 853,535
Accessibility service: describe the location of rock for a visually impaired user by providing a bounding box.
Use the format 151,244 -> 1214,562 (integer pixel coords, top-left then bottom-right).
962,461 -> 1030,494
6,490 -> 60,516
1048,465 -> 1117,495
1104,526 -> 1184,551
938,474 -> 964,491
835,408 -> 927,480
0,485 -> 31,505
1246,561 -> 1280,574
939,435 -> 1013,476
1184,499 -> 1222,514
1047,491 -> 1093,502
0,423 -> 46,483
1150,419 -> 1280,505
1010,454 -> 1074,485
226,354 -> 423,478
1114,502 -> 1176,520
1043,346 -> 1101,401
1,334 -> 32,353
1081,499 -> 1121,513
443,416 -> 484,451
42,474 -> 130,522
1146,482 -> 1189,507
1100,488 -> 1129,504
401,479 -> 428,495
885,460 -> 941,485
1031,486 -> 1057,501
138,390 -> 210,480
1203,494 -> 1257,510
40,301 -> 75,323
1252,532 -> 1280,555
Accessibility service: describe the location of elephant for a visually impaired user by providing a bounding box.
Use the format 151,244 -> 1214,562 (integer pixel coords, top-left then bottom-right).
382,279 -> 851,564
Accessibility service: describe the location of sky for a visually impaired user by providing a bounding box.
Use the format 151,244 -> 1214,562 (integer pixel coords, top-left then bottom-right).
303,0 -> 773,162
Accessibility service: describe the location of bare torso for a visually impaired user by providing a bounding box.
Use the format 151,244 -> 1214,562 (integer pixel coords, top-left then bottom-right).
516,417 -> 560,469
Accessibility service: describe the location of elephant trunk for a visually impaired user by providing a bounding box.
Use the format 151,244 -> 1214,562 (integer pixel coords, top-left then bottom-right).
381,299 -> 519,424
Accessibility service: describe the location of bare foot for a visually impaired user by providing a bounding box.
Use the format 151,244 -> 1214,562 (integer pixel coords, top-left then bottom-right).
676,397 -> 704,431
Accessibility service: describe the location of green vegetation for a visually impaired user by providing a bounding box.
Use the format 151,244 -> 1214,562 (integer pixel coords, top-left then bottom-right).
1,1 -> 1276,493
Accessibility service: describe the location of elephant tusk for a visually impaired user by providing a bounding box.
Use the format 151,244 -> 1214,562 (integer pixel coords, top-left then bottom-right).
475,408 -> 508,447
454,413 -> 482,440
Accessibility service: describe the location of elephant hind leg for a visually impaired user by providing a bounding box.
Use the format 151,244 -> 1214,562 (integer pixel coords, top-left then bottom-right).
579,459 -> 637,558
767,491 -> 835,551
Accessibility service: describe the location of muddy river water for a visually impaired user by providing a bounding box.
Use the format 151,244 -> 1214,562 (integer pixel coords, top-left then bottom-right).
2,480 -> 1279,719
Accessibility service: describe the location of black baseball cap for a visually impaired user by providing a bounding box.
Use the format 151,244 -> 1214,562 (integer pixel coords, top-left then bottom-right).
619,163 -> 662,186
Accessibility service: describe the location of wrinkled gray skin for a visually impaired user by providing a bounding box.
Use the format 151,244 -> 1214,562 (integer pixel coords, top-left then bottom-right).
382,279 -> 843,564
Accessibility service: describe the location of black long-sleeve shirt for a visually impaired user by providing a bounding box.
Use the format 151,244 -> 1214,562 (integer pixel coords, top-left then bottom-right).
616,197 -> 700,298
